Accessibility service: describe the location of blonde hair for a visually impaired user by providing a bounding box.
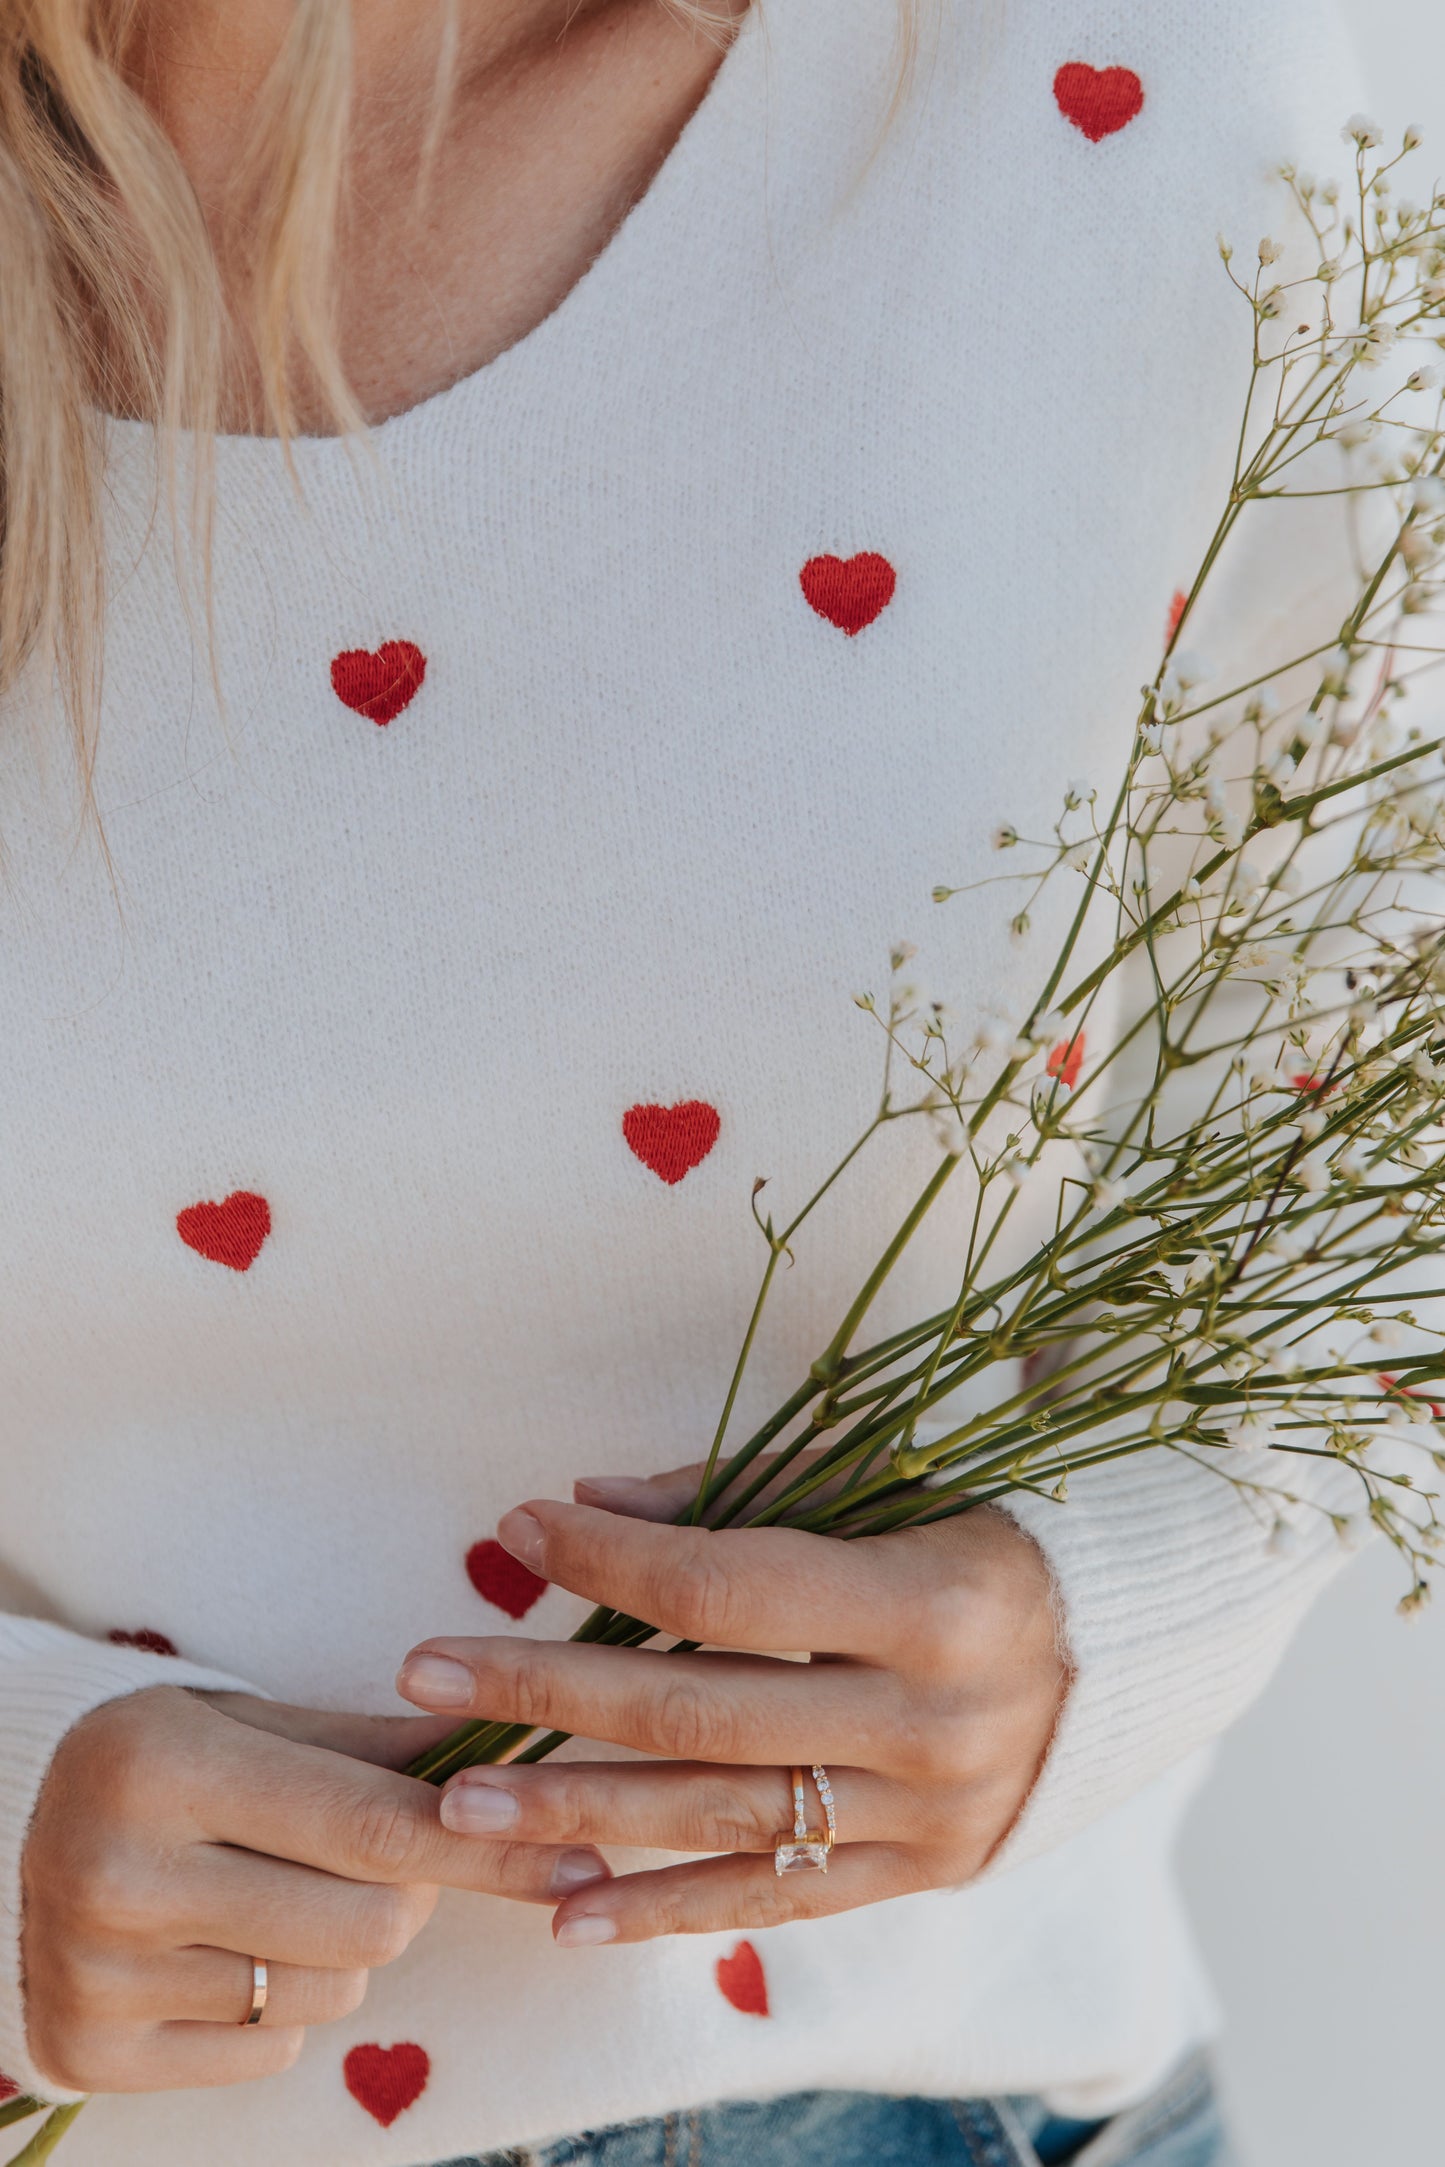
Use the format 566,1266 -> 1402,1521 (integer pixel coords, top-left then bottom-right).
0,0 -> 921,799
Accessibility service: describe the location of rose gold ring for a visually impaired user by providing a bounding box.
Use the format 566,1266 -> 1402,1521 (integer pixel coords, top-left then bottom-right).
242,1959 -> 269,2026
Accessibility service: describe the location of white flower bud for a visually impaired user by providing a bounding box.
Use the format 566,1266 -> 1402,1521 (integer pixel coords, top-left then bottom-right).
1225,1412 -> 1276,1449
1258,236 -> 1283,265
1410,475 -> 1445,515
992,824 -> 1018,850
1406,366 -> 1442,392
1342,114 -> 1384,150
1369,1320 -> 1405,1347
1404,123 -> 1424,151
1092,1179 -> 1125,1212
1173,650 -> 1213,689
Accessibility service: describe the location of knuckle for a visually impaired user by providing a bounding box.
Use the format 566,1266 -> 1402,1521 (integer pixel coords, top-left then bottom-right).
669,1541 -> 746,1647
684,1778 -> 774,1853
909,1580 -> 979,1672
743,1875 -> 806,1930
257,2026 -> 307,2076
653,1678 -> 736,1763
345,1787 -> 429,1879
534,1771 -> 592,1844
489,1647 -> 557,1731
69,1845 -> 167,1945
349,1883 -> 426,1969
31,2016 -> 107,2096
315,1967 -> 370,2024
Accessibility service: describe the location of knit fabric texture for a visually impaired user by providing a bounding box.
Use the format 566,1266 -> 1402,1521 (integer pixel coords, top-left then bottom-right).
0,0 -> 1377,2160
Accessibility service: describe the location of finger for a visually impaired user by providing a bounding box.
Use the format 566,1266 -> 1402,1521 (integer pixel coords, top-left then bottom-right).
574,1449 -> 865,1526
185,1844 -> 601,1975
197,1693 -> 466,1771
189,1703 -> 611,1898
397,1637 -> 904,1768
550,1844 -> 925,1945
40,2018 -> 308,2095
90,1947 -> 370,2029
484,1497 -> 933,1660
438,1758 -> 921,1854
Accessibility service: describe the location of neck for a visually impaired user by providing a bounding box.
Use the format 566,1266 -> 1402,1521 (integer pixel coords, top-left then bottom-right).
129,0 -> 616,184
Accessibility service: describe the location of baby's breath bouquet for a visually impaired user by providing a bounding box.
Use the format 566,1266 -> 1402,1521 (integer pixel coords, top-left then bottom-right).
10,115 -> 1445,2167
410,118 -> 1445,1795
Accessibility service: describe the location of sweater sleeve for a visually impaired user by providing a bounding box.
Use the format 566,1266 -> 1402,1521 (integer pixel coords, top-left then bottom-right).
984,1442 -> 1360,1874
0,1616 -> 263,2104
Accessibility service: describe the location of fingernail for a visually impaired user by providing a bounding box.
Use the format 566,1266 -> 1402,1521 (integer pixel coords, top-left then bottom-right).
396,1653 -> 474,1709
573,1476 -> 648,1505
550,1851 -> 611,1896
497,1507 -> 545,1570
440,1781 -> 519,1834
555,1911 -> 618,1946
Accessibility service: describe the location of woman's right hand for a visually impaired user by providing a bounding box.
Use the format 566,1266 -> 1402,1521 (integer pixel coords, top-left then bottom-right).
20,1684 -> 611,2094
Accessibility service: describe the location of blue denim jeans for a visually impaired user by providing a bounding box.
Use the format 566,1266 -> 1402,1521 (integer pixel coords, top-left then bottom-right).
431,2048 -> 1232,2167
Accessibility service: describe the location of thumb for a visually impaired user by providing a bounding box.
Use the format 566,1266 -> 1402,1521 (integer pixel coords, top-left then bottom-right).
196,1691 -> 464,1773
572,1445 -> 846,1527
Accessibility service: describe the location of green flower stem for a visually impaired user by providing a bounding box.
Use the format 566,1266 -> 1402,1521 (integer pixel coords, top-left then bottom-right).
7,2104 -> 88,2165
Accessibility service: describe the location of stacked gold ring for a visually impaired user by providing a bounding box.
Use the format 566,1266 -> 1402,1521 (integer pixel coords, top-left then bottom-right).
773,1765 -> 836,1874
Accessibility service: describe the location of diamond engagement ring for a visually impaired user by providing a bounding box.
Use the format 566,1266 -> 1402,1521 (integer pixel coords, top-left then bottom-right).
774,1765 -> 834,1874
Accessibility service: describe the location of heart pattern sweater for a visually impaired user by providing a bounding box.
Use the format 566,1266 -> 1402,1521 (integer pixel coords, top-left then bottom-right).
0,2 -> 1379,2162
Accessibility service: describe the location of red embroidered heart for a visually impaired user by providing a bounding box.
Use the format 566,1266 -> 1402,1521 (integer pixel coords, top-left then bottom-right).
0,2072 -> 19,2105
108,1628 -> 179,1657
343,2042 -> 430,2127
799,552 -> 896,636
465,1538 -> 548,1620
176,1191 -> 271,1272
330,640 -> 427,725
715,1940 -> 769,2017
1053,63 -> 1144,142
1165,588 -> 1188,644
622,1101 -> 721,1185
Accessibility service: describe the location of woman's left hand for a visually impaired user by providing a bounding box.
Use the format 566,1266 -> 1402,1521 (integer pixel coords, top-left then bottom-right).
395,1466 -> 1067,1946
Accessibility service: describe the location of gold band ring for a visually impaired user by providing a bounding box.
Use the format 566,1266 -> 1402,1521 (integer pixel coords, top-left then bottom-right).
242,1959 -> 269,2026
773,1765 -> 831,1875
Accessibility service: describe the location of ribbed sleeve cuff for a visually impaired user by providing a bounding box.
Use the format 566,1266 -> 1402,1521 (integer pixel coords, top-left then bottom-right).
0,1618 -> 262,2103
984,1444 -> 1359,1876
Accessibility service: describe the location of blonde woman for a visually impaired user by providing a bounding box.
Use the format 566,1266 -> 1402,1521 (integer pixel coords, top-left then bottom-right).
0,2 -> 1385,2164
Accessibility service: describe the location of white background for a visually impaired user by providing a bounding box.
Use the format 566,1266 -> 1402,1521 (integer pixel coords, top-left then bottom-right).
1175,20 -> 1445,2161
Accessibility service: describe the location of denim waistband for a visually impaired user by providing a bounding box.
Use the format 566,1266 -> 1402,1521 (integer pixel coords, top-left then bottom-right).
428,2046 -> 1228,2167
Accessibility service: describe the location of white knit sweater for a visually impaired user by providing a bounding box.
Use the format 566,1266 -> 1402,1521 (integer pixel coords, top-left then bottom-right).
0,2 -> 1380,2161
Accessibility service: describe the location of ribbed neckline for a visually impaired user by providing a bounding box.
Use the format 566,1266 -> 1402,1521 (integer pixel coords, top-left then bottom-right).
105,2 -> 764,468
